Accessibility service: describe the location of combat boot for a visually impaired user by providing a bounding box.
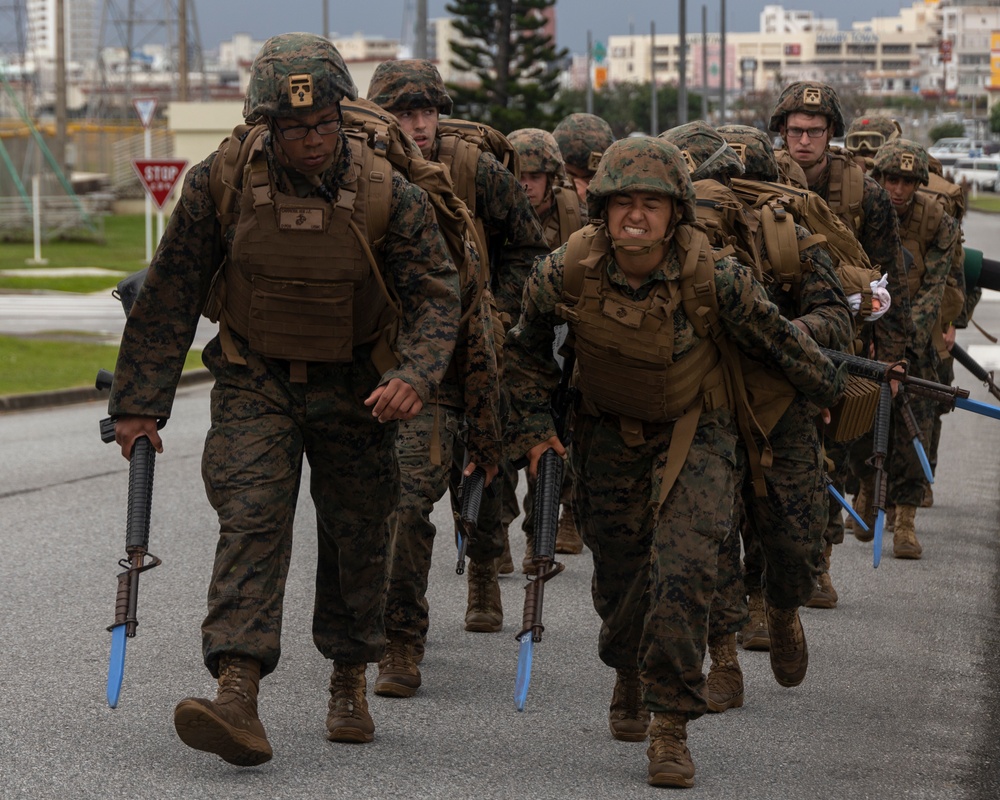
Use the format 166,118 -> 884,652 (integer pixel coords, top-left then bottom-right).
805,543 -> 838,609
608,667 -> 650,742
173,655 -> 272,766
498,527 -> 515,575
922,486 -> 934,508
852,481 -> 875,542
893,504 -> 922,559
766,604 -> 808,688
646,713 -> 695,788
705,633 -> 744,713
374,642 -> 421,698
554,505 -> 584,554
326,663 -> 374,743
741,588 -> 770,651
465,558 -> 503,632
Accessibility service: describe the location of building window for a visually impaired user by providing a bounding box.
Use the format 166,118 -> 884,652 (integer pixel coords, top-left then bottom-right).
816,44 -> 842,55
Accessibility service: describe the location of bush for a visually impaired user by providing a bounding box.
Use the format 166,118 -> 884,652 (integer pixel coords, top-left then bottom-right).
928,121 -> 966,142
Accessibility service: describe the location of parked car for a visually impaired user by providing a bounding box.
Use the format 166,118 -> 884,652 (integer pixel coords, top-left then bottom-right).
950,157 -> 1000,191
929,137 -> 986,158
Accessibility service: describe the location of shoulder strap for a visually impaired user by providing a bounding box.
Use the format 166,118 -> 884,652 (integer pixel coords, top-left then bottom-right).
552,185 -> 584,245
209,123 -> 267,226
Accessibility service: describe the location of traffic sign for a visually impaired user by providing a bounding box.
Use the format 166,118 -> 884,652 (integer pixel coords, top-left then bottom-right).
132,159 -> 188,210
132,97 -> 158,129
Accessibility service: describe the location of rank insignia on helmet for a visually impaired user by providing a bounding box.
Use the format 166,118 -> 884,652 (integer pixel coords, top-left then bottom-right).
681,149 -> 697,173
804,87 -> 821,106
587,151 -> 603,171
900,153 -> 914,172
289,74 -> 314,107
729,142 -> 746,163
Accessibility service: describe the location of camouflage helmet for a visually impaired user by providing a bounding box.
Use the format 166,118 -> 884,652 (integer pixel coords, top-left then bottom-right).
657,120 -> 745,182
872,138 -> 930,185
586,137 -> 698,223
768,81 -> 846,137
717,124 -> 779,182
244,33 -> 358,121
366,59 -> 453,115
845,115 -> 902,156
508,128 -> 565,176
553,113 -> 616,174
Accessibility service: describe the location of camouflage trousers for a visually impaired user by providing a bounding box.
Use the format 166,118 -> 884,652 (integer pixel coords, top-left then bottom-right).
928,354 -> 955,475
200,339 -> 399,679
887,354 -> 939,507
573,407 -> 738,719
712,397 -> 828,633
383,403 -> 504,650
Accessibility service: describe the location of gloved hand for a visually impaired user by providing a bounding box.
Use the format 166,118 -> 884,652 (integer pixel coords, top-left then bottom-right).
847,274 -> 891,322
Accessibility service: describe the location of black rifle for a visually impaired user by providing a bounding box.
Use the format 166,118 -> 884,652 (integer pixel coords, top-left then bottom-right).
514,350 -> 575,711
96,269 -> 162,708
869,382 -> 892,569
951,342 -> 1000,403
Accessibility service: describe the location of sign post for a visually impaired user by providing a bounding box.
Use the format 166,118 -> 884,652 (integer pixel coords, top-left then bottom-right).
131,97 -> 158,261
131,158 -> 188,249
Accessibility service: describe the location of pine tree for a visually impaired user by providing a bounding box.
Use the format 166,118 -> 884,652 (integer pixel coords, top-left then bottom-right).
444,0 -> 568,133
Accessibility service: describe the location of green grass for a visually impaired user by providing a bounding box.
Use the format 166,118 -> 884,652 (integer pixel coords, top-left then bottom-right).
968,196 -> 1000,213
0,214 -> 147,292
0,335 -> 203,396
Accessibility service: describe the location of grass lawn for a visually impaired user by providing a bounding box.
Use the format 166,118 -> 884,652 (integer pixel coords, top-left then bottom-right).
0,214 -> 148,293
0,335 -> 203,396
968,195 -> 1000,214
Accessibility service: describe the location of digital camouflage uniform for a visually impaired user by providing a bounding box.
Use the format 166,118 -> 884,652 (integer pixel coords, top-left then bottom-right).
504,137 -> 845,785
366,60 -> 548,658
665,123 -> 852,658
109,34 -> 460,760
504,127 -> 588,560
872,141 -> 960,551
771,83 -> 915,555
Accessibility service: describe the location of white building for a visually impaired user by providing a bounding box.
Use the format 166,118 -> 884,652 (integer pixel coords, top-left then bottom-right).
26,0 -> 98,66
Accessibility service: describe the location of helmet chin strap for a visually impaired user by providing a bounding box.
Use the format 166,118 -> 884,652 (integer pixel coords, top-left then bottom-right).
611,236 -> 666,257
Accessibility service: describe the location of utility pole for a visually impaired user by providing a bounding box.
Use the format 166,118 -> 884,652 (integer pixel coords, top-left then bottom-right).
719,0 -> 726,123
178,0 -> 188,101
701,5 -> 708,121
587,29 -> 594,115
323,0 -> 329,39
416,0 -> 428,59
54,0 -> 67,172
678,1 -> 688,125
650,21 -> 657,134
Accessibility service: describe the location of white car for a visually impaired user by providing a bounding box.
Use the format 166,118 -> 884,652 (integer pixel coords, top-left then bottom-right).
950,157 -> 1000,191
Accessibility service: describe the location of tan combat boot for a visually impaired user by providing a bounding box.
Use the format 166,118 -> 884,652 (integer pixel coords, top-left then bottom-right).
766,604 -> 808,688
498,527 -> 515,575
326,663 -> 374,743
806,542 -> 838,609
465,558 -> 503,632
646,713 -> 695,788
741,588 -> 770,651
554,504 -> 584,554
893,504 -> 922,559
173,655 -> 273,766
852,481 -> 875,542
922,486 -> 934,508
374,642 -> 421,698
608,667 -> 650,742
705,633 -> 744,713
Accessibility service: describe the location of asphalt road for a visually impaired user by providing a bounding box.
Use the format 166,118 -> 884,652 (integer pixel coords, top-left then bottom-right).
0,213 -> 999,798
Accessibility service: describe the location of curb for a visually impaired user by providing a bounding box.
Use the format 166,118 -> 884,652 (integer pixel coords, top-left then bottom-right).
0,368 -> 214,414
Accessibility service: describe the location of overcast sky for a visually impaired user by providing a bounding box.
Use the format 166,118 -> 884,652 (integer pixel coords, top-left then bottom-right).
193,1 -> 917,54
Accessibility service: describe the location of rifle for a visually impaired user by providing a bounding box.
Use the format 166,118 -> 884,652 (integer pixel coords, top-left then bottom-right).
96,269 -> 163,708
819,348 -> 1000,423
951,342 -> 1000,403
451,460 -> 486,575
870,382 -> 892,569
514,350 -> 575,712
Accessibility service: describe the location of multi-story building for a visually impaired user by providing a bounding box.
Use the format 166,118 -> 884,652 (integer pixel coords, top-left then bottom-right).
26,0 -> 98,66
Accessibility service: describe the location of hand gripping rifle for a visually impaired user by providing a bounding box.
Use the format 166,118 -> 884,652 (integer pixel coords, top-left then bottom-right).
96,269 -> 162,708
452,459 -> 486,575
870,382 -> 892,568
951,342 -> 1000,404
514,351 -> 575,711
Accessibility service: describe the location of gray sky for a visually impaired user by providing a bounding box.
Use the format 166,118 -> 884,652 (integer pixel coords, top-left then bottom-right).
194,1 -> 913,55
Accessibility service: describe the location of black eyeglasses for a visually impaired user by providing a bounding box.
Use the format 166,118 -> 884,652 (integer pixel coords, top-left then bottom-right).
275,118 -> 342,141
785,126 -> 829,140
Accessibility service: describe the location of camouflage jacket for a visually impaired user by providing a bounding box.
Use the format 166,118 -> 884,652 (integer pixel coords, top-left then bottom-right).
809,164 -> 914,364
761,222 -> 854,352
109,140 -> 460,421
899,201 -> 961,357
503,233 -> 846,457
432,142 -> 549,321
